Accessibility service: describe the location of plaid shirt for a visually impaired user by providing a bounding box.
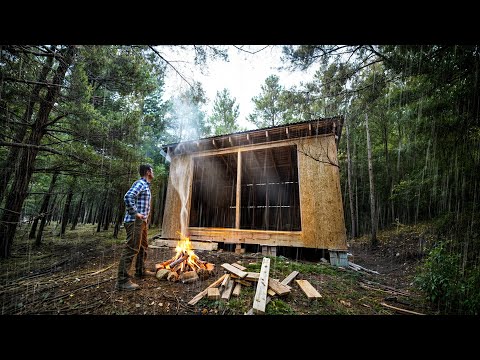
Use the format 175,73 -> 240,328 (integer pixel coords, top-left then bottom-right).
123,178 -> 151,223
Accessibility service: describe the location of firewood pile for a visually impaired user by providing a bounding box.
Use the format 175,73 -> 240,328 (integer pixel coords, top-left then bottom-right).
154,234 -> 215,283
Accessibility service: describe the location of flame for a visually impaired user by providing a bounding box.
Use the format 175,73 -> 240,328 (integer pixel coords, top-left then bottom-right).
156,231 -> 214,280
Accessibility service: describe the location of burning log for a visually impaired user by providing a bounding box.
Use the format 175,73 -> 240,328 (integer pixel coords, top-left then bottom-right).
168,253 -> 189,269
154,232 -> 215,284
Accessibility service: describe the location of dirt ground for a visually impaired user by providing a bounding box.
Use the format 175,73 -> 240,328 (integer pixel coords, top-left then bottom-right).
0,223 -> 433,316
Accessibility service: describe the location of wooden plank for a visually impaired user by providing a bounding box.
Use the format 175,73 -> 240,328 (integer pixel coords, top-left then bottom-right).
207,287 -> 220,300
235,151 -> 241,229
221,263 -> 247,278
232,283 -> 242,297
281,271 -> 299,286
380,302 -> 425,315
253,257 -> 270,314
231,262 -> 247,271
187,274 -> 227,305
245,272 -> 260,281
268,278 -> 291,296
245,296 -> 271,315
221,273 -> 231,288
221,279 -> 235,301
267,289 -> 275,296
152,239 -> 218,251
295,280 -> 322,300
245,270 -> 298,315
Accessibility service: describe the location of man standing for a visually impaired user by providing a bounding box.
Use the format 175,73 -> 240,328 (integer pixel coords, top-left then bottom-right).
116,164 -> 156,291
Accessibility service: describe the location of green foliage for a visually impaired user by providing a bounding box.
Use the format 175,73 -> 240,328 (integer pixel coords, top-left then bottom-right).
208,88 -> 241,135
415,211 -> 480,314
266,298 -> 294,315
416,241 -> 480,315
248,75 -> 287,128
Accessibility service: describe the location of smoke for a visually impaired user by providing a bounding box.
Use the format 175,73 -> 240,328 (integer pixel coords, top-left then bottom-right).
169,148 -> 190,236
166,94 -> 207,143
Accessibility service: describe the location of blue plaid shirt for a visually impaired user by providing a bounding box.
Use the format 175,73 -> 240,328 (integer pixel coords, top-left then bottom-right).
123,178 -> 151,223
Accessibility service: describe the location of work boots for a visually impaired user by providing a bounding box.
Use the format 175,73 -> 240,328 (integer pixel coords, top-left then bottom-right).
134,270 -> 156,278
115,279 -> 140,291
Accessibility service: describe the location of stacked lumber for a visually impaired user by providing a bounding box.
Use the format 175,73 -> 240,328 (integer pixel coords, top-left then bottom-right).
187,259 -> 296,310
187,258 -> 324,314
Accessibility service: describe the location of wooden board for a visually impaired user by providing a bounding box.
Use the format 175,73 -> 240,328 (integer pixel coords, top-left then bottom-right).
221,279 -> 235,301
268,278 -> 291,296
281,271 -> 299,286
232,283 -> 242,297
253,257 -> 270,314
221,263 -> 247,278
231,262 -> 247,271
152,239 -> 218,251
207,287 -> 220,300
295,280 -> 322,300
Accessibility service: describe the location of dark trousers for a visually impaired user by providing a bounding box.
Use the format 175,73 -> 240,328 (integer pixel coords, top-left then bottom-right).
117,218 -> 148,283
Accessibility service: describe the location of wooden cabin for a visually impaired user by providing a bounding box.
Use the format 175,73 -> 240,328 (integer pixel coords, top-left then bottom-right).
159,117 -> 347,260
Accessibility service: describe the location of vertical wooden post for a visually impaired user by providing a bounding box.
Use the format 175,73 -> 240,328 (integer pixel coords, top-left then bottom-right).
236,151 -> 242,229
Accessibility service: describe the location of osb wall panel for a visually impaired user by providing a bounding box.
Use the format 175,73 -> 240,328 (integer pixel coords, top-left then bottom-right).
161,154 -> 192,239
297,135 -> 347,250
162,134 -> 347,250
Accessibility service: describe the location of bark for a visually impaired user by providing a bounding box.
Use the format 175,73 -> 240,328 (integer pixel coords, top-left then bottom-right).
60,187 -> 74,236
29,173 -> 58,239
365,114 -> 377,246
70,192 -> 84,230
35,173 -> 59,246
0,46 -> 76,258
345,114 -> 356,238
0,52 -> 54,204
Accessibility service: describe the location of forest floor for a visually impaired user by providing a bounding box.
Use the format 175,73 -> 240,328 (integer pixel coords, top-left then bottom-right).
0,222 -> 436,316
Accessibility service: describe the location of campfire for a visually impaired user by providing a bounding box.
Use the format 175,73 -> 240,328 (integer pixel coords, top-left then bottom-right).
155,232 -> 215,283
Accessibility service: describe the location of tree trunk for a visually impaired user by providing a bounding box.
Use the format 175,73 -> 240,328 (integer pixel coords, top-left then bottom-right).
35,175 -> 59,246
365,114 -> 377,246
0,53 -> 54,204
0,46 -> 76,258
70,192 -> 84,230
345,114 -> 356,238
60,187 -> 74,236
29,173 -> 58,239
96,191 -> 108,232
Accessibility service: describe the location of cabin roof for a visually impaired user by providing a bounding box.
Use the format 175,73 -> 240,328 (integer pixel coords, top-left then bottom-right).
163,116 -> 344,156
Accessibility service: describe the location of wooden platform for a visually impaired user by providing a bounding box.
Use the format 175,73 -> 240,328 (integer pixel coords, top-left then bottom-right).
151,238 -> 218,251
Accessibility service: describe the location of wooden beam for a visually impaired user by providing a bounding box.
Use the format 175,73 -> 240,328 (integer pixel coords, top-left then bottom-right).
268,278 -> 291,296
221,273 -> 231,288
207,287 -> 221,300
212,139 -> 217,148
295,279 -> 322,300
244,270 -> 295,315
246,133 -> 250,143
221,263 -> 247,278
231,262 -> 247,271
235,151 -> 242,229
286,127 -> 289,138
380,302 -> 425,315
232,283 -> 242,297
253,257 -> 270,314
221,279 -> 235,301
281,271 -> 299,286
152,239 -> 218,251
